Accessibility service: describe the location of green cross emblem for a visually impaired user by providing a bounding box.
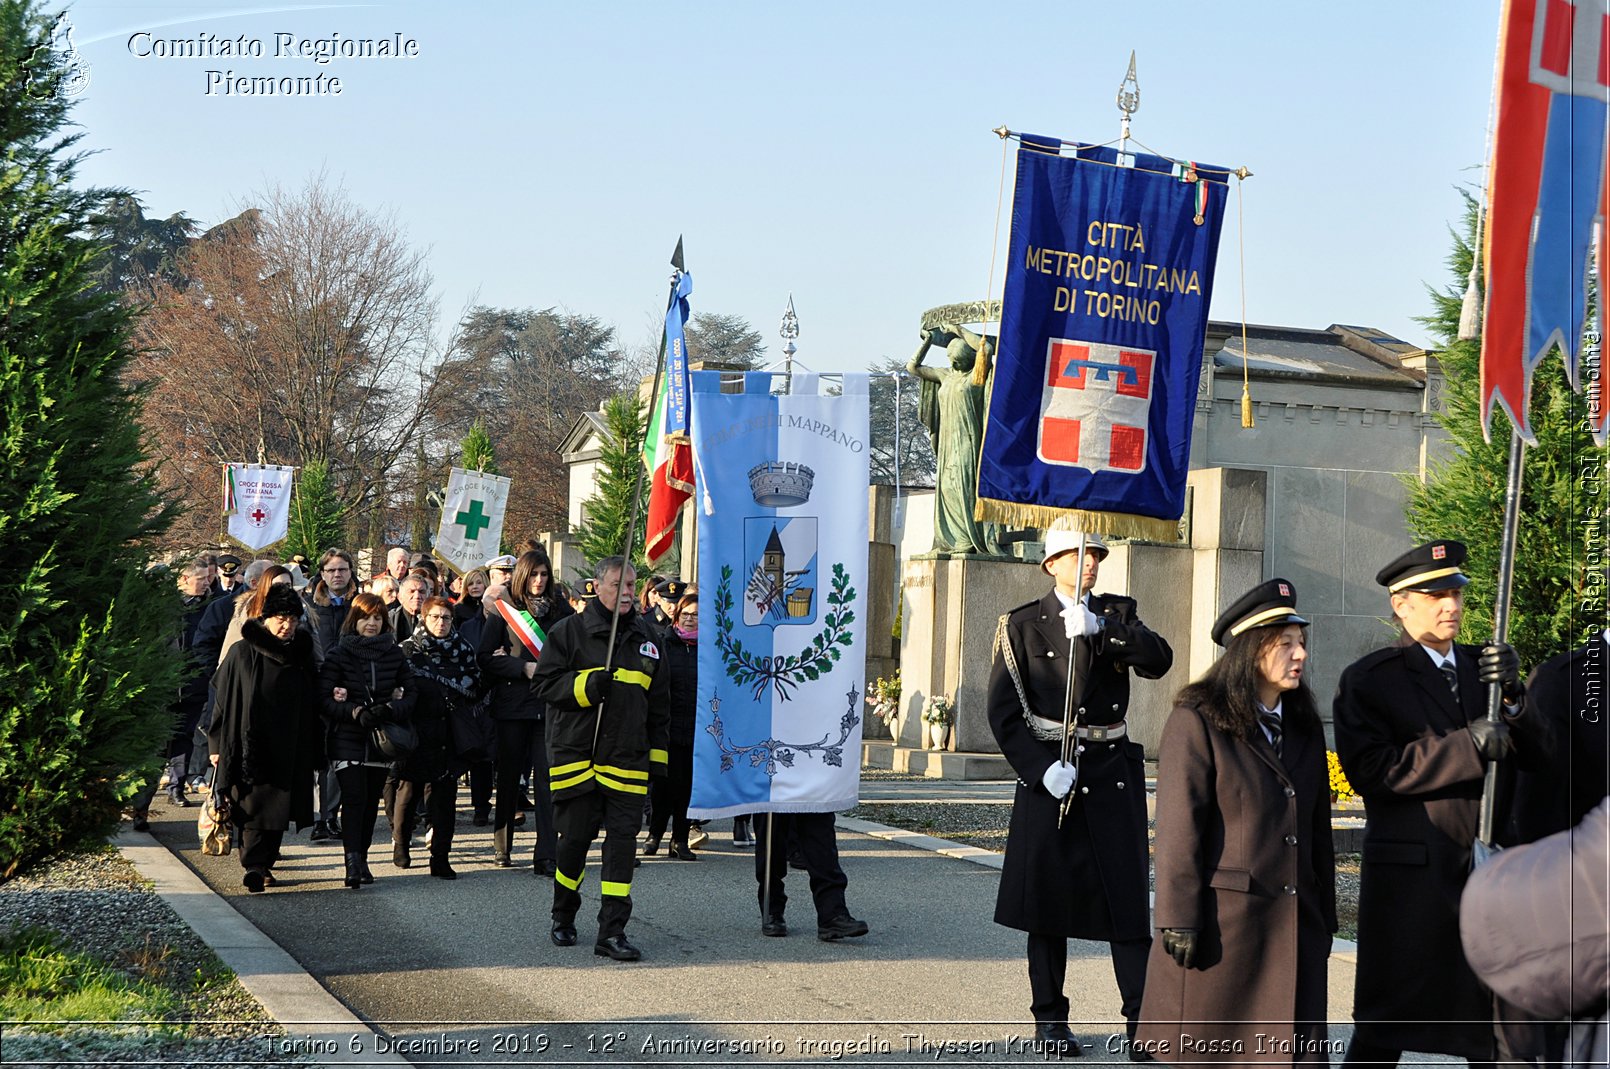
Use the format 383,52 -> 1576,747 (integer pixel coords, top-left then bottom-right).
455,499 -> 491,540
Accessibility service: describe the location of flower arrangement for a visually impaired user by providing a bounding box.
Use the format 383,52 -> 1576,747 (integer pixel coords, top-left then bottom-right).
1327,750 -> 1355,803
921,693 -> 955,727
867,673 -> 901,728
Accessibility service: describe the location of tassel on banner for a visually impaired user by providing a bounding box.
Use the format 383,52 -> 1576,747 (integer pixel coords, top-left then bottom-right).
1241,382 -> 1255,428
973,498 -> 1183,542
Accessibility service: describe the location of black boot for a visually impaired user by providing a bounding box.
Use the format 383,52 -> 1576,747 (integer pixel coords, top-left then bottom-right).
429,856 -> 457,880
356,854 -> 374,884
392,842 -> 411,868
343,853 -> 362,890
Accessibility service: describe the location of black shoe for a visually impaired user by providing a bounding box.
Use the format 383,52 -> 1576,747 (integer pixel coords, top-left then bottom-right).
356,857 -> 374,884
593,934 -> 641,961
343,853 -> 363,890
393,843 -> 411,868
493,853 -> 512,868
243,869 -> 266,893
817,914 -> 869,941
309,821 -> 330,842
1033,1023 -> 1082,1059
429,861 -> 457,880
732,817 -> 753,847
761,916 -> 788,937
670,841 -> 698,861
512,811 -> 526,825
641,835 -> 661,857
533,859 -> 556,878
326,815 -> 343,837
788,849 -> 808,871
131,810 -> 150,833
550,922 -> 577,947
472,810 -> 490,827
263,870 -> 279,887
167,786 -> 192,808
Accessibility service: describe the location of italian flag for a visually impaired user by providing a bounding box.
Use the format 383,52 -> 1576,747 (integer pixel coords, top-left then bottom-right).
643,269 -> 695,567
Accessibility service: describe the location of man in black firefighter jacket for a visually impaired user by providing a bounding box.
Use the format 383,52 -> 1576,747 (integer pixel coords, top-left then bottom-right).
534,555 -> 670,961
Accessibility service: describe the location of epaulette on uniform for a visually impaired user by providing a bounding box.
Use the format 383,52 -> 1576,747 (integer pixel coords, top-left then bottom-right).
1350,645 -> 1407,673
1005,599 -> 1043,623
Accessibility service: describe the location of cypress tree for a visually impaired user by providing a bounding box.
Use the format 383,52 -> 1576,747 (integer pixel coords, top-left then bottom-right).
1406,191 -> 1606,667
575,393 -> 648,576
0,0 -> 182,876
459,420 -> 498,475
284,458 -> 345,563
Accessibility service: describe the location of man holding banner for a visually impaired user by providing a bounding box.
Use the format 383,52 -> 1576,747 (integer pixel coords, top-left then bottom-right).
533,555 -> 669,962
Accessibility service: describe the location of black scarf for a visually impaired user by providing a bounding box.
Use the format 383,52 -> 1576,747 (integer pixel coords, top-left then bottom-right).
401,628 -> 479,697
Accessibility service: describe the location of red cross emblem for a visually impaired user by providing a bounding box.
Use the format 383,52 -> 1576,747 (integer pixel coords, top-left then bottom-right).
1037,339 -> 1155,474
1432,544 -> 1447,560
249,507 -> 268,527
1278,582 -> 1291,597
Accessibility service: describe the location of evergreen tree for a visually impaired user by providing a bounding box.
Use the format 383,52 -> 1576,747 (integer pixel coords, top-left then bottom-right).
459,420 -> 499,474
284,458 -> 345,563
574,394 -> 648,577
1406,191 -> 1606,667
0,0 -> 182,876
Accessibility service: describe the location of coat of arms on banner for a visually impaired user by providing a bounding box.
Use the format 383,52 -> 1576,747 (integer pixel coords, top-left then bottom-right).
743,518 -> 818,627
1039,339 -> 1155,473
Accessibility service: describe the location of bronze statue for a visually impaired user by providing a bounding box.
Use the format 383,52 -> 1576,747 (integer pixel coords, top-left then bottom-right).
909,322 -> 1005,557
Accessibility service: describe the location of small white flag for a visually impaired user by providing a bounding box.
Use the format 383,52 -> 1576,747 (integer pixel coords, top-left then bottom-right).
435,467 -> 512,575
224,464 -> 294,551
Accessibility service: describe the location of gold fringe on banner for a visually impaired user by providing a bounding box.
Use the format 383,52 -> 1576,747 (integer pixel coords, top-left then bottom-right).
974,497 -> 1183,542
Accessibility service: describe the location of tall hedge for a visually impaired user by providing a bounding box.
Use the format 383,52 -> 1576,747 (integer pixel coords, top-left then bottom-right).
0,0 -> 181,878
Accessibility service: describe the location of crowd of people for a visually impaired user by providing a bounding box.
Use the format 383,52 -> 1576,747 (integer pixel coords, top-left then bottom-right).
132,532 -> 1606,1064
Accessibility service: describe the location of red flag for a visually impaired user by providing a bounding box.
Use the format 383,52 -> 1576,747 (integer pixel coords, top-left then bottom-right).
643,369 -> 693,567
1480,0 -> 1610,443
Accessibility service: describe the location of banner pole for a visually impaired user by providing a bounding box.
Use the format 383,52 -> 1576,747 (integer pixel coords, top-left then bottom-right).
1477,426 -> 1526,850
593,240 -> 684,757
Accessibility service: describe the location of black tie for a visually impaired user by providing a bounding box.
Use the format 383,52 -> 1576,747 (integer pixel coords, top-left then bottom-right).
1440,663 -> 1459,697
1259,711 -> 1283,758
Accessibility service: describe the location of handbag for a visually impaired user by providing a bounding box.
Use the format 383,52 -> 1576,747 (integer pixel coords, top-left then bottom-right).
197,794 -> 232,856
448,691 -> 497,763
366,660 -> 417,760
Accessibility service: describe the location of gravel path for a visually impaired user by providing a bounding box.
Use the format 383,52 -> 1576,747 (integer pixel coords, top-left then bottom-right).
0,843 -> 302,1068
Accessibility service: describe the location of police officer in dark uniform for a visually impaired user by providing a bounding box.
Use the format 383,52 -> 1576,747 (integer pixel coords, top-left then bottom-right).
1333,540 -> 1537,1067
533,555 -> 670,962
988,528 -> 1174,1058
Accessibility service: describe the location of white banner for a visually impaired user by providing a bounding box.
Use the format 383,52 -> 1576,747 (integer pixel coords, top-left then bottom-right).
688,372 -> 870,817
224,464 -> 295,551
434,467 -> 511,576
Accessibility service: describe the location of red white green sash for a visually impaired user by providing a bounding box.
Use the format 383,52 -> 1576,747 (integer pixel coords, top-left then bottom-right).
495,600 -> 547,659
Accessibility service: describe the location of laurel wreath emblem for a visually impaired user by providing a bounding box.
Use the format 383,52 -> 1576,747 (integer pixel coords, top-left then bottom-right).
714,562 -> 856,701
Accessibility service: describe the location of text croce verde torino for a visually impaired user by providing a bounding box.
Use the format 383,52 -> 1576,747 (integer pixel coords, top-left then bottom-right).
127,31 -> 420,96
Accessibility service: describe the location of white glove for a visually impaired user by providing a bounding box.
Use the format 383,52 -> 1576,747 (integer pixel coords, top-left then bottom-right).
1061,603 -> 1100,639
1041,761 -> 1078,798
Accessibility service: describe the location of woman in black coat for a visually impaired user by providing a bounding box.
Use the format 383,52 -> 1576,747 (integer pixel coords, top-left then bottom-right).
646,587 -> 699,859
1137,579 -> 1336,1065
395,595 -> 482,879
477,549 -> 573,874
207,584 -> 322,893
319,592 -> 416,889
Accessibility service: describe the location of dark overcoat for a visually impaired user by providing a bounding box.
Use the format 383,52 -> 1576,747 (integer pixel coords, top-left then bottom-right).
1512,637 -> 1608,841
1137,701 -> 1336,1064
1333,640 -> 1519,1059
478,592 -> 574,722
988,590 -> 1172,938
318,633 -> 417,764
206,620 -> 322,830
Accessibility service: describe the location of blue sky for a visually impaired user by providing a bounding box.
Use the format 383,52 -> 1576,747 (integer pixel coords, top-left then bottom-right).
63,0 -> 1500,370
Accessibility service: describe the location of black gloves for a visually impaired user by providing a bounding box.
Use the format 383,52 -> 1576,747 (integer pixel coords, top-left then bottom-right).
582,668 -> 609,706
1468,718 -> 1513,761
1477,643 -> 1526,705
356,704 -> 387,729
1161,928 -> 1197,968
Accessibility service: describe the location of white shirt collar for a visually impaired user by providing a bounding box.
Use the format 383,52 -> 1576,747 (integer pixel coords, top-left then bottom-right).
1419,643 -> 1457,670
1053,589 -> 1087,613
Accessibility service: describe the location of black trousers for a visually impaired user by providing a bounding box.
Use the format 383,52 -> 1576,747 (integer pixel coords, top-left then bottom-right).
753,812 -> 849,924
387,774 -> 458,858
493,719 -> 554,864
647,742 -> 693,844
236,825 -> 284,874
335,764 -> 387,855
468,758 -> 493,815
552,787 -> 643,938
1027,932 -> 1149,1031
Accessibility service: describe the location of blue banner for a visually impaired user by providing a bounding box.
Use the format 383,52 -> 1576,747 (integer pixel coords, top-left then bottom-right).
687,372 -> 869,818
977,139 -> 1228,532
664,271 -> 693,438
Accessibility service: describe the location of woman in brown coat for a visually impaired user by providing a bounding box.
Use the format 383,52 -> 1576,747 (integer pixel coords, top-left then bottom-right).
1137,579 -> 1337,1066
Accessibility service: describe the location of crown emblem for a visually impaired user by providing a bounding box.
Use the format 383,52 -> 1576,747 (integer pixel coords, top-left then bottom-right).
747,461 -> 815,507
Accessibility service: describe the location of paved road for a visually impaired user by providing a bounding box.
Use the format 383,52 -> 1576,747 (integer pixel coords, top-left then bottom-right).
143,787 -> 1363,1066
